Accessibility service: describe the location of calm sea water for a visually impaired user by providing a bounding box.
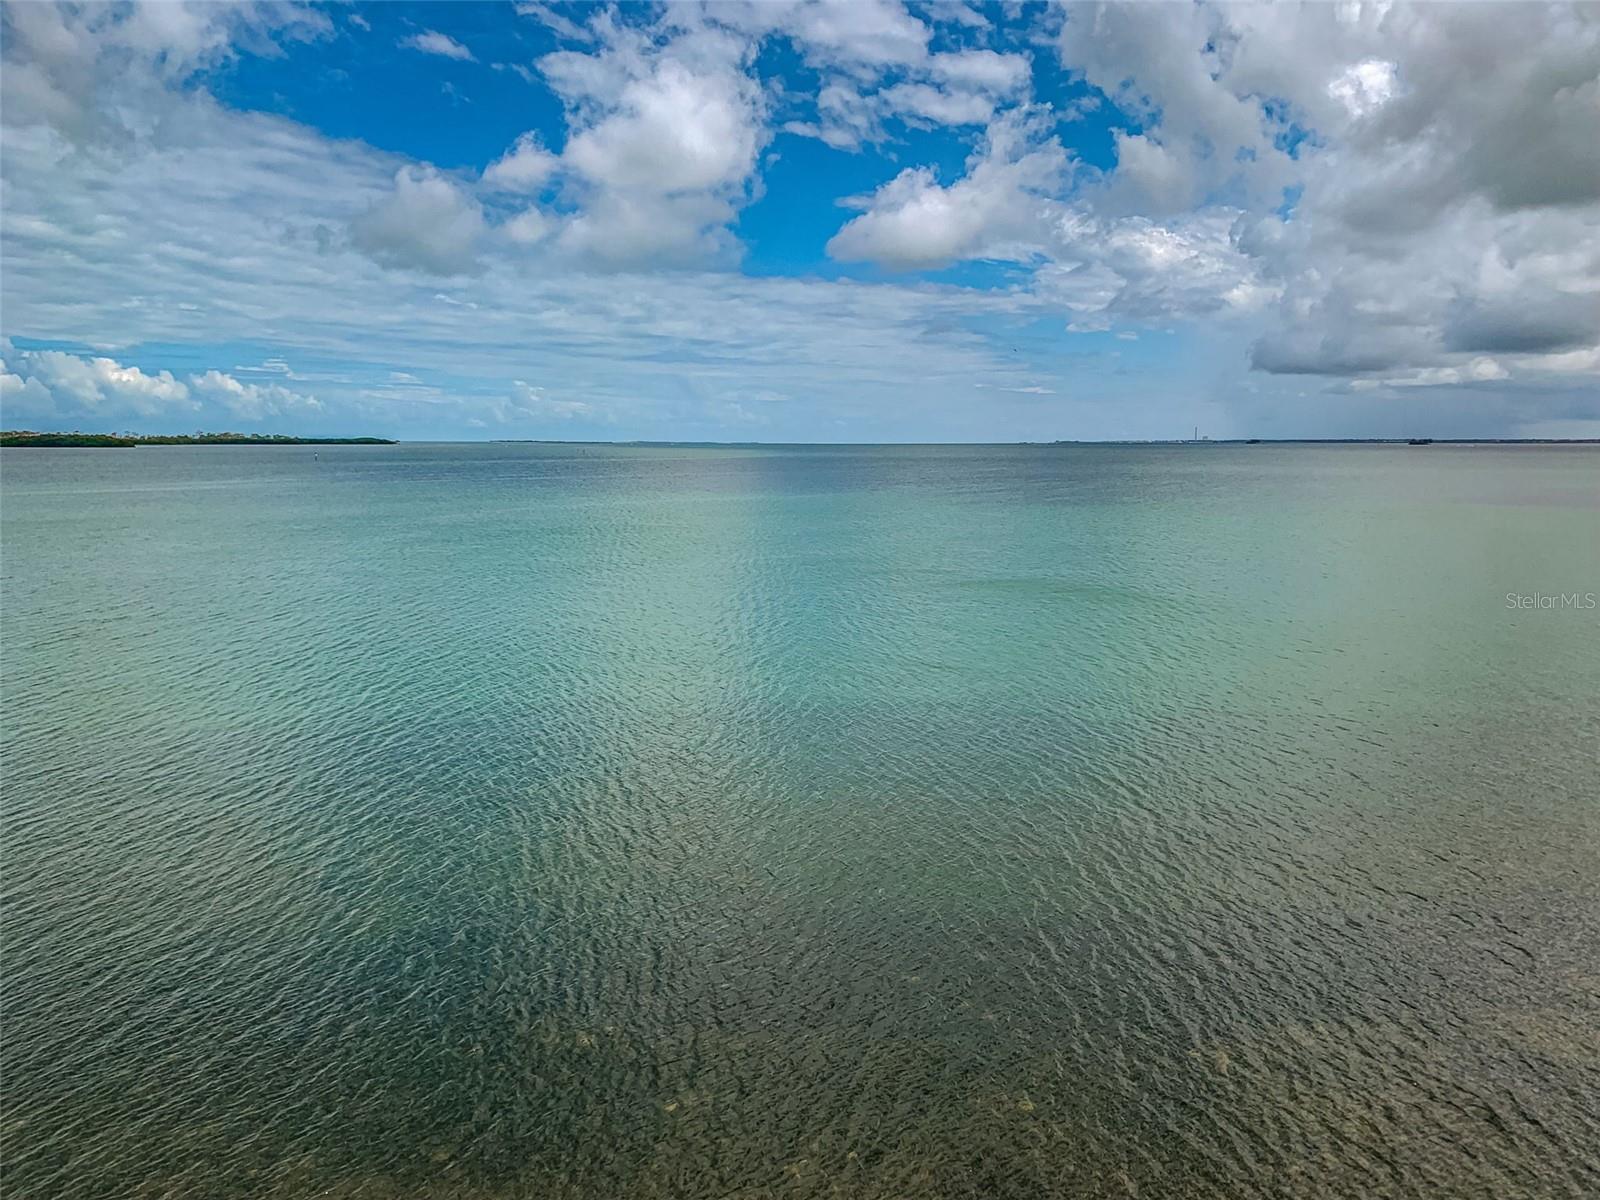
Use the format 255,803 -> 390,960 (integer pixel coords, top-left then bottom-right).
3,443 -> 1598,1200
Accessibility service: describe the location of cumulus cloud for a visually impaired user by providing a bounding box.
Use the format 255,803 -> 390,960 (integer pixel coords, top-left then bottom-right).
1107,132 -> 1198,216
1060,2 -> 1293,214
189,369 -> 322,418
0,347 -> 320,425
500,208 -> 554,246
1046,1 -> 1600,387
532,22 -> 767,266
1246,186 -> 1599,381
402,31 -> 474,62
828,111 -> 1066,269
825,107 -> 1273,329
1,347 -> 196,417
562,59 -> 760,193
351,167 -> 486,275
0,350 -> 56,416
481,132 -> 558,193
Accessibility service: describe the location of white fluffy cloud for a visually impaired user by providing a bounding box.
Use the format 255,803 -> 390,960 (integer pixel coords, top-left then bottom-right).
828,111 -> 1067,269
821,0 -> 1598,397
1,345 -> 59,417
1045,2 -> 1600,385
825,105 -> 1275,329
481,133 -> 558,193
562,59 -> 760,193
189,369 -> 322,419
1059,2 -> 1294,214
1,347 -> 196,418
0,344 -> 323,424
497,21 -> 770,266
500,207 -> 553,247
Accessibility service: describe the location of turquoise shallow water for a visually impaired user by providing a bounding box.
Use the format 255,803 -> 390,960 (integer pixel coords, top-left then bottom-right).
3,442 -> 1598,1199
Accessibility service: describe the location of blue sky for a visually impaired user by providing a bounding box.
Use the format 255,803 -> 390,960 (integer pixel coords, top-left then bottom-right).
2,2 -> 1597,441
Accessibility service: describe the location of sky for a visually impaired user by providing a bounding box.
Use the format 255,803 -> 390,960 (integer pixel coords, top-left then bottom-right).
1,1 -> 1597,442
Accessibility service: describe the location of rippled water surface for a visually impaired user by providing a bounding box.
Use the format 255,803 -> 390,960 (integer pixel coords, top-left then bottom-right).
4,443 -> 1598,1199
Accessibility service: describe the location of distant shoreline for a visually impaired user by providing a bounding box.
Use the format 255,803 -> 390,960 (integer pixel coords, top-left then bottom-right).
1,432 -> 396,447
5,432 -> 1594,449
491,437 -> 1600,447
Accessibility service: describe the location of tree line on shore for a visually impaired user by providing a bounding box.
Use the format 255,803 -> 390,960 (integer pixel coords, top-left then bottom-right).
1,431 -> 394,447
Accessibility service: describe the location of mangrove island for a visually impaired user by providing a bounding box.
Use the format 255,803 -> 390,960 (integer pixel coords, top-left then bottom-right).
1,431 -> 396,447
